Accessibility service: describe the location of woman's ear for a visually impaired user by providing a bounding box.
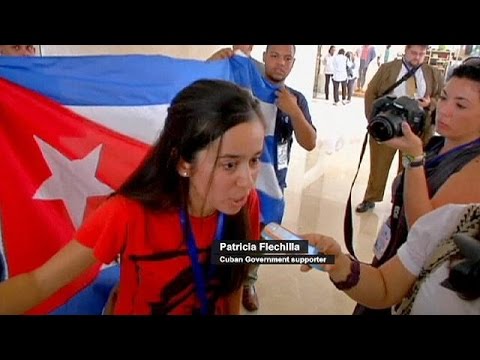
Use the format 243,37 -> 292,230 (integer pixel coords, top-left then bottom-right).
177,158 -> 192,178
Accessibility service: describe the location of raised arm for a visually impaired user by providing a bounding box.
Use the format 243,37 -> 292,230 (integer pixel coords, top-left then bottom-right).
384,123 -> 480,227
276,87 -> 316,151
206,48 -> 234,62
364,64 -> 386,121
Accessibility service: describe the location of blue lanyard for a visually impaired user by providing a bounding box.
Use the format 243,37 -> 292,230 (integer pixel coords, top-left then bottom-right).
427,137 -> 480,168
179,209 -> 225,315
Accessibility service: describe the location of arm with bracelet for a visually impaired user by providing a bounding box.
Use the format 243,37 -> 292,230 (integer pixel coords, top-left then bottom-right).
300,232 -> 416,309
384,122 -> 435,228
385,120 -> 480,229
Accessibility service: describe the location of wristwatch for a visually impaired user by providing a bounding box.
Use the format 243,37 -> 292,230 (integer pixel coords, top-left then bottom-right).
402,153 -> 426,168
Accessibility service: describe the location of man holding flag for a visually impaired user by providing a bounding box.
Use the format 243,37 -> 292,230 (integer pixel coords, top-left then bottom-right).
242,45 -> 317,311
0,50 -> 286,314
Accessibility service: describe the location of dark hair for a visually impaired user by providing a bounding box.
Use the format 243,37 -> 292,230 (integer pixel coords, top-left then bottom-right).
442,66 -> 480,301
266,45 -> 296,54
448,63 -> 480,85
463,56 -> 480,67
117,79 -> 265,295
338,49 -> 345,55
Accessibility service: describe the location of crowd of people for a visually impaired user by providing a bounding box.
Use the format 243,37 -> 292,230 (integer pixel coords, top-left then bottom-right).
1,45 -> 479,315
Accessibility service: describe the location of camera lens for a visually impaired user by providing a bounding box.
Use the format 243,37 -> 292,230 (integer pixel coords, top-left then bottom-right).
367,116 -> 395,142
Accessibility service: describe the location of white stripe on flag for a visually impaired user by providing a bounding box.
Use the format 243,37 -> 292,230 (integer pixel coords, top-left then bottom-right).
258,101 -> 277,137
69,100 -> 276,144
68,105 -> 169,144
256,162 -> 283,200
68,100 -> 282,202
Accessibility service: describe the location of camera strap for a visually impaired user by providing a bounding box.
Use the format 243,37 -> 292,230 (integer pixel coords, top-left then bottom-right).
343,61 -> 421,259
379,61 -> 421,98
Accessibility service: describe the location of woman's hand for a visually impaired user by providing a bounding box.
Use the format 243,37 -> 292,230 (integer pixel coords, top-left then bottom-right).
299,234 -> 348,274
382,122 -> 423,156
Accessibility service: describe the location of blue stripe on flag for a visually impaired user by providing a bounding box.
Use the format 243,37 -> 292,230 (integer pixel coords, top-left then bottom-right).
49,265 -> 120,315
0,55 -> 234,106
257,190 -> 285,225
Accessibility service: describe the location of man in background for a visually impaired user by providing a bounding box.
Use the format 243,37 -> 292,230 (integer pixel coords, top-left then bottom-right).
356,45 -> 444,213
322,46 -> 336,100
356,45 -> 376,92
242,45 -> 317,311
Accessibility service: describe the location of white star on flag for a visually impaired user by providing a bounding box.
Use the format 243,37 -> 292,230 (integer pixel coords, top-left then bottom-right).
33,136 -> 113,229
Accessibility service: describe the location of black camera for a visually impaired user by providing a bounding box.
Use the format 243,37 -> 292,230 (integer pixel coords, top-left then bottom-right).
440,233 -> 480,301
367,95 -> 426,142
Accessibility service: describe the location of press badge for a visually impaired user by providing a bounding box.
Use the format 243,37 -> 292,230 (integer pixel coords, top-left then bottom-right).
277,142 -> 288,170
373,220 -> 391,260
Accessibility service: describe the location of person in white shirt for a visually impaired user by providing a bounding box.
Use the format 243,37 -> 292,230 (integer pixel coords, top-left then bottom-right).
331,48 -> 348,105
301,61 -> 480,314
322,46 -> 336,101
383,45 -> 395,64
301,204 -> 480,315
345,51 -> 359,104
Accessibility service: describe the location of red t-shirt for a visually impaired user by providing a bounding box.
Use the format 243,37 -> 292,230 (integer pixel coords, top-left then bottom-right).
75,190 -> 260,315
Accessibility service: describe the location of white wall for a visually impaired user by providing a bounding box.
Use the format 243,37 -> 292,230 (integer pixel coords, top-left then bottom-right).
252,45 -> 317,101
40,45 -> 226,60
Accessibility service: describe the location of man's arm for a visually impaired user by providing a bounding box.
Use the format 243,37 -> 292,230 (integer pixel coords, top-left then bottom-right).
364,64 -> 386,121
206,47 -> 234,62
275,87 -> 316,151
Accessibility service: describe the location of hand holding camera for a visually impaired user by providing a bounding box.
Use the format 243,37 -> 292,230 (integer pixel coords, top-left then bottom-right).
367,95 -> 426,143
382,122 -> 424,156
417,95 -> 431,109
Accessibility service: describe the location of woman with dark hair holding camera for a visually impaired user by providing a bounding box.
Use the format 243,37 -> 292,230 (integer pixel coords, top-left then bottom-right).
356,45 -> 444,214
302,63 -> 480,314
0,79 -> 265,315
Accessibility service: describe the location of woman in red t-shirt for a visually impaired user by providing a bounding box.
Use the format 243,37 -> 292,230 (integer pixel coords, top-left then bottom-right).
0,79 -> 265,315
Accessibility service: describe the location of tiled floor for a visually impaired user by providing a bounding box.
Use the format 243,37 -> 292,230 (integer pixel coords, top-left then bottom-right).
242,96 -> 401,315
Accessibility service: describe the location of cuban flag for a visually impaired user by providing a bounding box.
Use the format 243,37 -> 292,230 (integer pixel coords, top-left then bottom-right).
0,54 -> 284,314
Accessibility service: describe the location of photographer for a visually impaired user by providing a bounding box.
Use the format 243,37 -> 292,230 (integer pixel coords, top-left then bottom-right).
356,45 -> 444,213
326,62 -> 480,315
